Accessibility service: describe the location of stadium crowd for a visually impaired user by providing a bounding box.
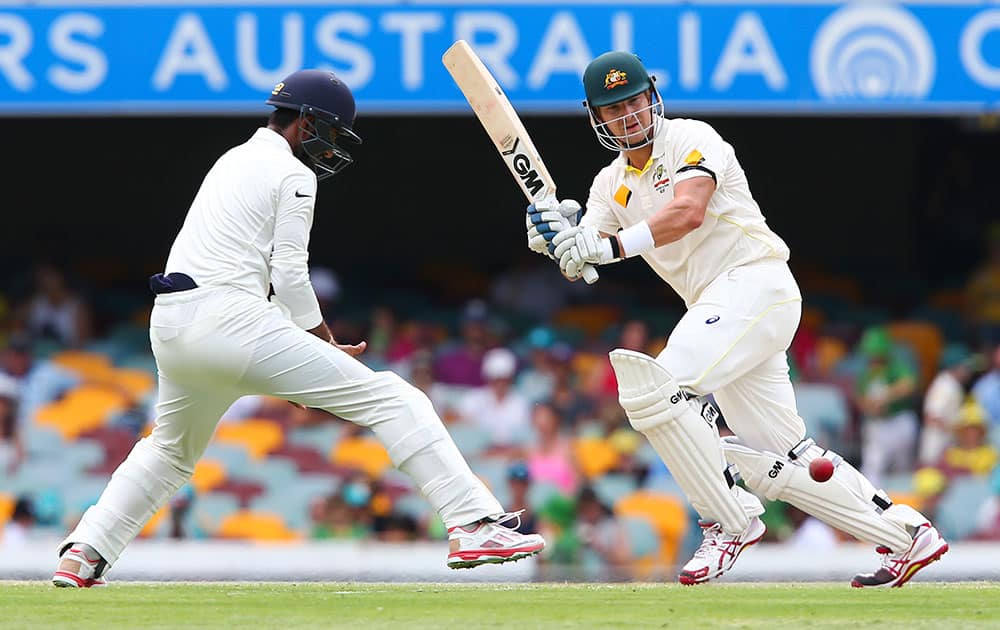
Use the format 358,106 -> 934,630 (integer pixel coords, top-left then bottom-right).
1,224 -> 999,579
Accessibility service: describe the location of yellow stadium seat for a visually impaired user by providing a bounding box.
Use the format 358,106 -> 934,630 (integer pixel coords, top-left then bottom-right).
35,384 -> 129,439
573,437 -> 620,479
113,368 -> 155,398
214,419 -> 284,460
50,351 -> 115,381
887,320 -> 944,388
553,305 -> 623,338
887,491 -> 924,512
815,336 -> 848,377
139,506 -> 169,538
218,510 -> 300,541
616,491 -> 688,568
191,459 -> 227,494
0,493 -> 14,527
330,437 -> 392,478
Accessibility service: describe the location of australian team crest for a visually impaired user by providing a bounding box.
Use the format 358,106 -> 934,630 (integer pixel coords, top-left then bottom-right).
604,68 -> 629,90
653,163 -> 670,193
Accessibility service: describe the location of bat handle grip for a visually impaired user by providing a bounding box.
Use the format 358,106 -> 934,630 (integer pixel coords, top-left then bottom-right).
582,264 -> 600,285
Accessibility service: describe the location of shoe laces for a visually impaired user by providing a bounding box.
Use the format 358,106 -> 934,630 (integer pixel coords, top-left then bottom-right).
490,510 -> 525,531
692,521 -> 723,558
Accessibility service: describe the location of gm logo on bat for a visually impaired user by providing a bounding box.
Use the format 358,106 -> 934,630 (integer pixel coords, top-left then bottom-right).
500,137 -> 545,197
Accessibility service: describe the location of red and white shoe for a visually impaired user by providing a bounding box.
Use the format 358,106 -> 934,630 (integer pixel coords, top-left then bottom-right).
678,516 -> 765,585
52,543 -> 109,588
447,511 -> 545,569
851,523 -> 948,588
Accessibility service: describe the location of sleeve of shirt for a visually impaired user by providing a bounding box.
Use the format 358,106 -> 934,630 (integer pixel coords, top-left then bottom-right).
270,170 -> 323,330
579,169 -> 621,235
670,120 -> 727,186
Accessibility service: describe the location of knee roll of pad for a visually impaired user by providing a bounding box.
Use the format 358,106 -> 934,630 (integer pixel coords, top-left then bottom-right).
610,349 -> 753,534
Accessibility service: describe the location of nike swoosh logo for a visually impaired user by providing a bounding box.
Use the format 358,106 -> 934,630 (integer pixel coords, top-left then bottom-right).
295,190 -> 311,198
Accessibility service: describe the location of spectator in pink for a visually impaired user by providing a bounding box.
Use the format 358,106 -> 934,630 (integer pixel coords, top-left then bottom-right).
526,402 -> 579,496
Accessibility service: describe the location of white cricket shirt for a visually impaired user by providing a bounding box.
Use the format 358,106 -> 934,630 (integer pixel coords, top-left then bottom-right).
581,117 -> 790,306
164,127 -> 323,330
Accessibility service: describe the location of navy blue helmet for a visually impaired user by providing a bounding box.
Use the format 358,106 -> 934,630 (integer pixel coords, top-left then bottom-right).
266,69 -> 362,179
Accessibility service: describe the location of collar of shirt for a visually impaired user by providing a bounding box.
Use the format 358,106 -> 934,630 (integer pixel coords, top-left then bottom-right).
616,117 -> 670,176
251,127 -> 294,155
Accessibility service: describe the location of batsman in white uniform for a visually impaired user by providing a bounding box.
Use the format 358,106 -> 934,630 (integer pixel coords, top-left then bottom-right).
526,52 -> 946,587
53,69 -> 543,587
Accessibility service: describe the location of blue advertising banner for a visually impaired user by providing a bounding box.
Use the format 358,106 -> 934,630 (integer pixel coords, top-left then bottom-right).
1,2 -> 999,115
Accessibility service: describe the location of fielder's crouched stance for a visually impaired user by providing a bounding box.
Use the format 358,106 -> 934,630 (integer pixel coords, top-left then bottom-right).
52,70 -> 543,588
526,51 -> 946,587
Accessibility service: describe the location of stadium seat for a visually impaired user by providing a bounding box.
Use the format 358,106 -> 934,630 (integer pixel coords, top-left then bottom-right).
0,493 -> 13,527
217,510 -> 301,541
112,368 -> 155,398
621,515 -> 660,558
59,474 -> 112,515
238,458 -> 300,492
287,423 -> 345,454
139,505 -> 170,538
214,418 -> 284,460
35,385 -> 130,439
444,423 -> 491,458
573,437 -> 620,479
934,477 -> 994,541
191,458 -> 227,494
330,436 -> 392,478
49,351 -> 115,381
527,481 -> 565,511
616,491 -> 689,565
62,439 -> 107,473
887,320 -> 944,388
23,425 -> 66,457
250,493 -> 311,531
792,383 -> 849,451
270,443 -> 334,474
202,443 -> 254,478
554,305 -> 622,339
197,492 -> 241,529
814,336 -> 848,377
592,473 -> 638,508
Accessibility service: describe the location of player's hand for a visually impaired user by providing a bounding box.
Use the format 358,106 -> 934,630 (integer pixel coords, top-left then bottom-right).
552,226 -> 614,279
334,339 -> 367,357
526,198 -> 582,259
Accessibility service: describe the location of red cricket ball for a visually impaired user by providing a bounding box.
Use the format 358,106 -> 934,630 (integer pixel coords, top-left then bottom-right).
809,457 -> 835,482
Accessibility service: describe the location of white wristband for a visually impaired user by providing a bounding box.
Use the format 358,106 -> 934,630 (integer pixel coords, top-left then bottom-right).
618,221 -> 656,257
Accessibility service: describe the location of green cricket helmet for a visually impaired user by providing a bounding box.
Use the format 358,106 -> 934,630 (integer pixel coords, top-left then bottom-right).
582,51 -> 663,152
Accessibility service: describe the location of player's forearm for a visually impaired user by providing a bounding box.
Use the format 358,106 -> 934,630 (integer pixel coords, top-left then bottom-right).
306,320 -> 334,343
271,263 -> 324,330
645,195 -> 706,247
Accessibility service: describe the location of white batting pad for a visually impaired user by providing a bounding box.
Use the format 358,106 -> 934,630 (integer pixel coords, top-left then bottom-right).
610,349 -> 758,534
722,436 -> 916,551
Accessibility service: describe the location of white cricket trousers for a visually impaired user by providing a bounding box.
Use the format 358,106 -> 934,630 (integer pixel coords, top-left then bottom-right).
63,286 -> 502,565
657,258 -> 806,455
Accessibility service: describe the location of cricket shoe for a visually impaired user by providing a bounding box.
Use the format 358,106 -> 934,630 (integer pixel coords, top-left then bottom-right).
851,523 -> 948,588
447,510 -> 545,569
52,543 -> 109,588
678,516 -> 766,585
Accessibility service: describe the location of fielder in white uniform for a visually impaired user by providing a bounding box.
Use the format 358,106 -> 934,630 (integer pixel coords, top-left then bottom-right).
53,69 -> 543,587
526,51 -> 946,587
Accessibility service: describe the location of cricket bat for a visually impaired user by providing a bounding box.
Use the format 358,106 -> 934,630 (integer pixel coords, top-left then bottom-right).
442,40 -> 599,285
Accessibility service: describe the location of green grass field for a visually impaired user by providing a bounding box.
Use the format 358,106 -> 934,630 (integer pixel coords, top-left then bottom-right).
4,582 -> 998,629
